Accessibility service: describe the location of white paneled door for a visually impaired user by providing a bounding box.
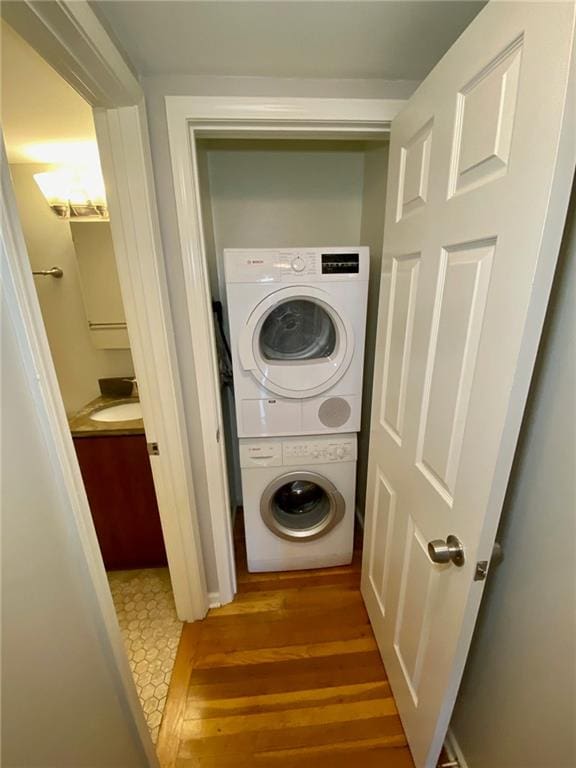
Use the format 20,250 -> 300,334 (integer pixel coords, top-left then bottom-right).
362,4 -> 575,767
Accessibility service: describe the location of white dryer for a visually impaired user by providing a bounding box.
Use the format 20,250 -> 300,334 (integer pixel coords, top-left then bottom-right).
240,433 -> 357,572
225,247 -> 369,438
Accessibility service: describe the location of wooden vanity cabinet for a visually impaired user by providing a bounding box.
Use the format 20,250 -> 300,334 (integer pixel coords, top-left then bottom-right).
73,434 -> 167,570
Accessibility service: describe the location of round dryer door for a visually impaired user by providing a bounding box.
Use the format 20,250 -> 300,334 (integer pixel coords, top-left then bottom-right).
239,286 -> 355,398
260,471 -> 345,542
259,299 -> 336,361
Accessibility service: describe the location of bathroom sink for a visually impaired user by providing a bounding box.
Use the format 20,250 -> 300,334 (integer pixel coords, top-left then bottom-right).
90,402 -> 142,423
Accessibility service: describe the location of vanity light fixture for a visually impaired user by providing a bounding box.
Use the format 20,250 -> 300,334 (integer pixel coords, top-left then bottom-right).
34,165 -> 109,221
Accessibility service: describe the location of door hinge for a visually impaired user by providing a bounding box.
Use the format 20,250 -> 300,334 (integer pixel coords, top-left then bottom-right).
216,427 -> 221,443
147,442 -> 160,456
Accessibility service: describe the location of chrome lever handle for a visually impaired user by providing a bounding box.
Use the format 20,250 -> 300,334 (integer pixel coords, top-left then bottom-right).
32,266 -> 63,278
428,535 -> 465,567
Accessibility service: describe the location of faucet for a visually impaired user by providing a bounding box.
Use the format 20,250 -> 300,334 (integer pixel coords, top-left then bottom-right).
123,378 -> 139,398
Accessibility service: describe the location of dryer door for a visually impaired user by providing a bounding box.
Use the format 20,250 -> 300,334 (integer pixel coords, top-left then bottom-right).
239,286 -> 354,398
260,471 -> 345,542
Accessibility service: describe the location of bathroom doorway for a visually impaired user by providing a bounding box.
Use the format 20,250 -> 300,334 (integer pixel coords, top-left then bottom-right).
1,19 -> 180,744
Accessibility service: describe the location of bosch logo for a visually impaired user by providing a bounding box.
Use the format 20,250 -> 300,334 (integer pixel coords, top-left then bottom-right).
247,259 -> 264,265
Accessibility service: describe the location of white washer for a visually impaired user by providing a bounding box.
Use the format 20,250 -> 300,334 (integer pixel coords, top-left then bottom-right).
240,433 -> 357,572
225,247 -> 369,438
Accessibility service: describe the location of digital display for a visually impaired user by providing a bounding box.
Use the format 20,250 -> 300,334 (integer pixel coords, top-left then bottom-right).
321,253 -> 360,274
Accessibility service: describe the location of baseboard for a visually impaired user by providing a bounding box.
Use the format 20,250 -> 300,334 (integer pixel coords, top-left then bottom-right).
444,728 -> 469,768
208,591 -> 221,609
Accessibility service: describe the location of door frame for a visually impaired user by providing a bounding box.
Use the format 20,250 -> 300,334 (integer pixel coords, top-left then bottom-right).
2,133 -> 160,767
2,1 -> 208,622
165,95 -> 402,604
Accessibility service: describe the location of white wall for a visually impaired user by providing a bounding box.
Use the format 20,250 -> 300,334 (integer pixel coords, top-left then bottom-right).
143,76 -> 412,594
358,143 -> 389,516
204,139 -> 365,304
145,74 -> 418,103
1,300 -> 149,768
10,163 -> 134,415
450,189 -> 576,767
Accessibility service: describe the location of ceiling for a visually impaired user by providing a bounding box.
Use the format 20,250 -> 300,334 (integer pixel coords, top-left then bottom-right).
93,0 -> 485,81
1,21 -> 96,164
2,2 -> 486,163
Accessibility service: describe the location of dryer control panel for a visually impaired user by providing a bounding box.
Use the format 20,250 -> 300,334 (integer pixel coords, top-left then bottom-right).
225,247 -> 369,283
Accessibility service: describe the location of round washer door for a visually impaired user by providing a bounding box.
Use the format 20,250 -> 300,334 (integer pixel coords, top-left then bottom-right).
260,471 -> 345,542
239,287 -> 354,398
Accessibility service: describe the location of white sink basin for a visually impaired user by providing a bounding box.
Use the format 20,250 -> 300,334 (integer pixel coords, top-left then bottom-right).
90,402 -> 142,423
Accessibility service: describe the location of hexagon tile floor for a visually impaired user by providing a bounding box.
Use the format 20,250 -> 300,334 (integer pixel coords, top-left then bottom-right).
108,568 -> 182,743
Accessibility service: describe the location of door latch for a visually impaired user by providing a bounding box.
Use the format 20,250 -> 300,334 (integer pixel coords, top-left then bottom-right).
147,442 -> 160,456
474,561 -> 488,581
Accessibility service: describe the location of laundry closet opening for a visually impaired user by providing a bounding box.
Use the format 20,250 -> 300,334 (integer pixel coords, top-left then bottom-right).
196,137 -> 389,576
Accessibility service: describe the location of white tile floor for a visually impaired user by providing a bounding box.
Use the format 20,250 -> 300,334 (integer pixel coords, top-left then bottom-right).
108,568 -> 182,743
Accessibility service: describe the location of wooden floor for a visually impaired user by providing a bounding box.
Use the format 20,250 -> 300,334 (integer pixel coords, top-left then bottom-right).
156,515 -> 414,768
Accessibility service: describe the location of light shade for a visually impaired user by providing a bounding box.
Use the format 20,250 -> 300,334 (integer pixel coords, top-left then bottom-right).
34,165 -> 108,220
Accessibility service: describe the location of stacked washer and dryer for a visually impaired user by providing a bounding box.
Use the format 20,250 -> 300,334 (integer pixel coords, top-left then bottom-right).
225,247 -> 369,572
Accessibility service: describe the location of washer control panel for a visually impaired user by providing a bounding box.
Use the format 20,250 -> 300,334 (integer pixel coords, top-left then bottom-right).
240,440 -> 283,468
240,434 -> 357,468
283,435 -> 356,465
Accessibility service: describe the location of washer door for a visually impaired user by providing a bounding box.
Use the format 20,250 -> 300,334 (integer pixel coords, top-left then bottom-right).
260,471 -> 345,542
239,287 -> 354,398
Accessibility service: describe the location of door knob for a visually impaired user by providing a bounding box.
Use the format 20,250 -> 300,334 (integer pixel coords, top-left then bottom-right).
428,535 -> 465,566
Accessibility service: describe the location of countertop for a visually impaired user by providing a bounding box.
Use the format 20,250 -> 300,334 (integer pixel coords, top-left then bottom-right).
68,396 -> 145,438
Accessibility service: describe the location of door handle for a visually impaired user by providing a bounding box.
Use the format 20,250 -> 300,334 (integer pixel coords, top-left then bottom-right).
428,535 -> 465,567
491,541 -> 503,567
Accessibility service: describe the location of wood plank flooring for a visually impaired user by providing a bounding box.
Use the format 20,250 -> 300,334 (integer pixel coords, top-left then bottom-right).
156,515 -> 414,768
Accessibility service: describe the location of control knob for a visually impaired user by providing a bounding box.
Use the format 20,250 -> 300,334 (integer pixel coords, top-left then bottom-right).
291,256 -> 306,273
